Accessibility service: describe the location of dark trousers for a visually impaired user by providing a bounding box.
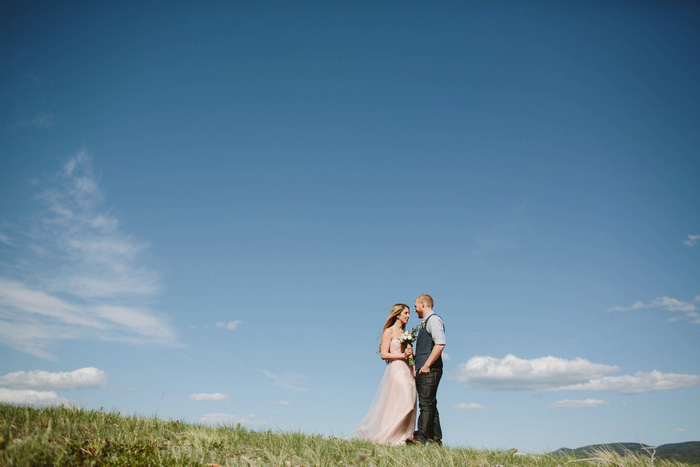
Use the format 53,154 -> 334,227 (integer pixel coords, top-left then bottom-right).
413,368 -> 442,443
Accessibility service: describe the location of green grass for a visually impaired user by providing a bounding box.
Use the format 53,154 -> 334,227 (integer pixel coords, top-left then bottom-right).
0,404 -> 694,466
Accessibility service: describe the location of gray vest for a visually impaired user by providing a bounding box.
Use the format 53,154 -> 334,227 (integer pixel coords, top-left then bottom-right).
414,314 -> 444,371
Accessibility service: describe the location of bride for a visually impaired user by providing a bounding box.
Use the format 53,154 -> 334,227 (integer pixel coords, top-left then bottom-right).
354,304 -> 417,445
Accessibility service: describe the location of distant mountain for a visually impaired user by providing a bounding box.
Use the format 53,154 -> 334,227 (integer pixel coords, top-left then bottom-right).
552,442 -> 700,464
552,443 -> 654,460
656,442 -> 700,465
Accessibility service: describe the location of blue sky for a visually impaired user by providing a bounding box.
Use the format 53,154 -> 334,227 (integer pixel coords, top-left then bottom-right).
1,0 -> 699,453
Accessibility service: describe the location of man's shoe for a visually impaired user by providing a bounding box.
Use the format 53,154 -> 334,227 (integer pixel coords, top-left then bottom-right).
405,437 -> 423,446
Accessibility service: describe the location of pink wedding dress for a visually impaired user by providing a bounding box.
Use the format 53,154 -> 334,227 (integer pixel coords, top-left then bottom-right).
354,338 -> 417,445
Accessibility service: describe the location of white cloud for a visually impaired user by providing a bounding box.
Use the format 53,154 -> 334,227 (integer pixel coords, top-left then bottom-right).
0,153 -> 176,358
553,370 -> 700,395
454,355 -> 619,391
200,413 -> 268,427
0,367 -> 107,390
683,234 -> 699,247
609,296 -> 700,324
262,370 -> 308,392
551,399 -> 611,409
216,320 -> 242,331
189,393 -> 230,401
0,388 -> 68,406
609,297 -> 695,312
454,355 -> 700,394
455,402 -> 489,411
274,400 -> 290,405
674,428 -> 686,432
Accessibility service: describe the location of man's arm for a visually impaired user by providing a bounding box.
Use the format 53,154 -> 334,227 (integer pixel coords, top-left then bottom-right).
418,344 -> 444,374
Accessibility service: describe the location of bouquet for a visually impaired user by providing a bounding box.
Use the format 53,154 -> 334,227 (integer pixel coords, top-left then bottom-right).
399,325 -> 419,366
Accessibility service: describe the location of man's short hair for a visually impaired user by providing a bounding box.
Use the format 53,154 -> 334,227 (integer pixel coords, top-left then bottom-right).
416,294 -> 433,308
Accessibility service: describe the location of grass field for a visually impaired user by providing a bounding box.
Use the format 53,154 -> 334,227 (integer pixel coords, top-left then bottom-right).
0,404 -> 693,466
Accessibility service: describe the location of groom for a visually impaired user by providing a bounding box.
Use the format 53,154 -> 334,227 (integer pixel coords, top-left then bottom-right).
407,293 -> 446,446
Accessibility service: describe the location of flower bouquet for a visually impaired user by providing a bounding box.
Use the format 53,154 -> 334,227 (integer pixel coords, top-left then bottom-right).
399,325 -> 419,366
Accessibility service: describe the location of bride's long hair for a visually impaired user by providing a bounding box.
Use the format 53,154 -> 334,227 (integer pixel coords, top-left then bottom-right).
378,303 -> 409,352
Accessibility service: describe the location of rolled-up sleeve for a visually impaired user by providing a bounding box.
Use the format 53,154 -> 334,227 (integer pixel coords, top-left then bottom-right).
427,315 -> 446,346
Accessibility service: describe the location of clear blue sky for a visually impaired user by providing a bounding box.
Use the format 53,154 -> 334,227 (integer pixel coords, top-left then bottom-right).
1,0 -> 699,453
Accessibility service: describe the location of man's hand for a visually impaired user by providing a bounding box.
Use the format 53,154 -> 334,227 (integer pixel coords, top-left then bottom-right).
419,365 -> 430,374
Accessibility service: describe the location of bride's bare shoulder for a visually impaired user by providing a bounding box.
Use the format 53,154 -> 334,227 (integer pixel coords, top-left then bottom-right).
382,328 -> 401,342
383,327 -> 400,341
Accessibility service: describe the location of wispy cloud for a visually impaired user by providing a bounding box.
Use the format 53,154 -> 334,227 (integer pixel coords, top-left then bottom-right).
455,402 -> 489,411
609,296 -> 700,324
32,112 -> 54,128
36,152 -> 160,300
262,370 -> 308,392
8,112 -> 54,131
683,234 -> 699,247
551,399 -> 610,409
0,152 -> 176,359
454,355 -> 700,394
0,367 -> 107,390
216,320 -> 243,331
189,393 -> 230,402
0,229 -> 14,246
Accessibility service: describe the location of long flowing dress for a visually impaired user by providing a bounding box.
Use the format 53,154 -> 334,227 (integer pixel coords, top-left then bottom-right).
354,338 -> 417,445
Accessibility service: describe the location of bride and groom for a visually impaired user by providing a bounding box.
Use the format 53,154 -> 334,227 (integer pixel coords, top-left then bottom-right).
354,294 -> 446,446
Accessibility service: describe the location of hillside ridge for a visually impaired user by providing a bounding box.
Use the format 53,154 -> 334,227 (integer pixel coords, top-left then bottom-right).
552,441 -> 700,464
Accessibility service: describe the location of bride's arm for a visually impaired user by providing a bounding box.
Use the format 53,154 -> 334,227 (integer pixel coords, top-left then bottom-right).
380,329 -> 411,361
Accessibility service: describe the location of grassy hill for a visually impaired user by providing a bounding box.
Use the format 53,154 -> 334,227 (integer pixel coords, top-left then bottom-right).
553,442 -> 700,465
1,404 -> 697,466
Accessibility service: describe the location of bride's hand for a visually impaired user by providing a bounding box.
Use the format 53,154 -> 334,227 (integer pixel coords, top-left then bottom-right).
404,348 -> 412,358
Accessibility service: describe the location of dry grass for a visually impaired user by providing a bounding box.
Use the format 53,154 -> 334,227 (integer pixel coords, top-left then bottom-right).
0,404 -> 695,466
